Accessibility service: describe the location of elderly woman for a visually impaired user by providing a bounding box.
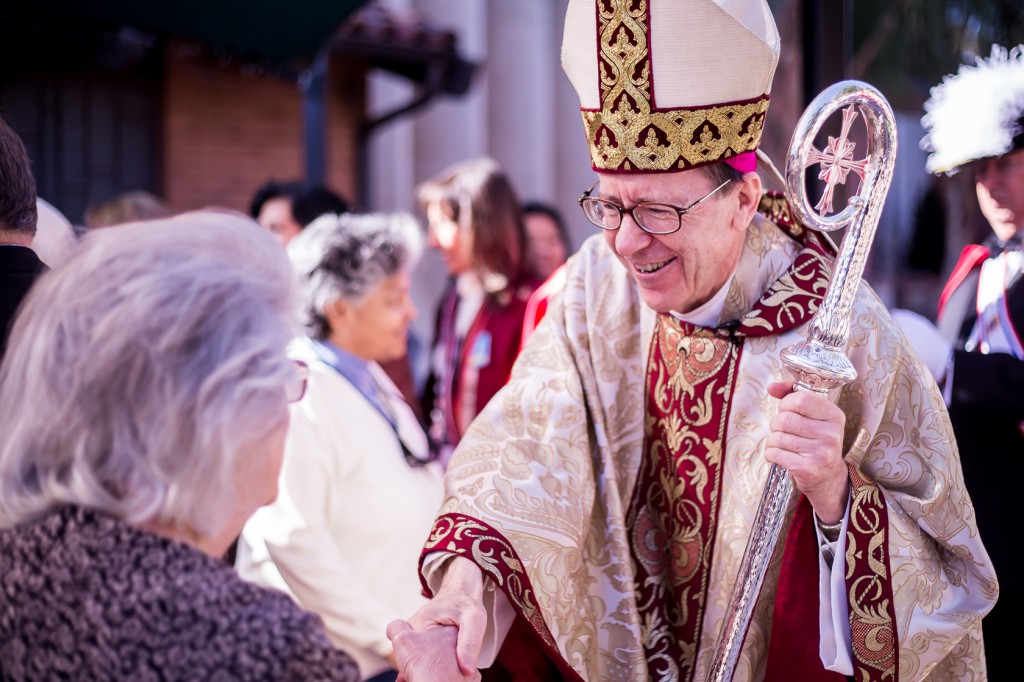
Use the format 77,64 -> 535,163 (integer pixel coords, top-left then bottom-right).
0,212 -> 359,680
237,213 -> 444,682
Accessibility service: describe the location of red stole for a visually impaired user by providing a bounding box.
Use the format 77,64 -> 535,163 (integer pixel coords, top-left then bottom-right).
765,498 -> 847,682
627,228 -> 834,681
629,318 -> 743,680
766,467 -> 900,682
627,203 -> 899,681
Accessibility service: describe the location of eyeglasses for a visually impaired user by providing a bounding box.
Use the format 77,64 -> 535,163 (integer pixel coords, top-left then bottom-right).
286,360 -> 309,403
577,179 -> 732,235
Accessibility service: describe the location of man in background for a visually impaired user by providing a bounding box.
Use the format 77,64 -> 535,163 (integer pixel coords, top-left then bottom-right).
0,115 -> 44,360
250,180 -> 349,246
922,43 -> 1024,672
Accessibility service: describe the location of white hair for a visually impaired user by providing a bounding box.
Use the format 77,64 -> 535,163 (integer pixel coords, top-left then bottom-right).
0,210 -> 298,537
922,44 -> 1024,174
287,211 -> 423,339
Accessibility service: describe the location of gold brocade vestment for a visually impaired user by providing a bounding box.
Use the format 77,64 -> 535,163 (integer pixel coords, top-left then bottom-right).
421,196 -> 997,681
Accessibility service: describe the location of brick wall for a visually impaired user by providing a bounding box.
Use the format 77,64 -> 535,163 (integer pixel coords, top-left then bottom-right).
163,46 -> 363,215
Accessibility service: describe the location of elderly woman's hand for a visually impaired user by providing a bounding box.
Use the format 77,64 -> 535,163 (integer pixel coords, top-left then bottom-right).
387,622 -> 481,682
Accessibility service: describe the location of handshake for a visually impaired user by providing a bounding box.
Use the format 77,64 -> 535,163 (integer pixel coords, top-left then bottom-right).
386,556 -> 487,682
387,621 -> 482,682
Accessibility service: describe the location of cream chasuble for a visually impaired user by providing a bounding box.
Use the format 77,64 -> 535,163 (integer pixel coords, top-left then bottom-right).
421,195 -> 996,681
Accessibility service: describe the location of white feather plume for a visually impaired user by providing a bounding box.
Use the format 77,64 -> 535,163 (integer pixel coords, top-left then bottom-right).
922,45 -> 1024,174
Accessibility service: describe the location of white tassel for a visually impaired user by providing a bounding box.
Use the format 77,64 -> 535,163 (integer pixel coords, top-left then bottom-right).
922,45 -> 1024,174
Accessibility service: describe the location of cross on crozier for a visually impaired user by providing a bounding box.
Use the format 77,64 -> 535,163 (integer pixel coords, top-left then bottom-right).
804,106 -> 869,215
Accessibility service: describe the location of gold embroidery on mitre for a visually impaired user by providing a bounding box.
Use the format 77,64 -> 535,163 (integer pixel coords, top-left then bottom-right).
583,100 -> 771,172
587,0 -> 770,171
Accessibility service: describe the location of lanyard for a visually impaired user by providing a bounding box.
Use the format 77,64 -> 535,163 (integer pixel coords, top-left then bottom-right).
308,339 -> 432,467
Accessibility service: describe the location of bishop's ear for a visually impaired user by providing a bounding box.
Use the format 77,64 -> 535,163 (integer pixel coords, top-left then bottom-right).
730,172 -> 763,231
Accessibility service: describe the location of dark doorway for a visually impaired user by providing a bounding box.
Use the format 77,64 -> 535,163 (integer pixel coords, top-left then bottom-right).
1,73 -> 161,225
0,17 -> 163,225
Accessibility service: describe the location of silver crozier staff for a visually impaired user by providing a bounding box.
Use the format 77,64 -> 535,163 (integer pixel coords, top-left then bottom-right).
708,80 -> 898,681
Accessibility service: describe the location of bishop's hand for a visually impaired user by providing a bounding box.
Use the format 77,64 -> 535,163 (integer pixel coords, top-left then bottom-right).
388,555 -> 487,682
764,380 -> 849,524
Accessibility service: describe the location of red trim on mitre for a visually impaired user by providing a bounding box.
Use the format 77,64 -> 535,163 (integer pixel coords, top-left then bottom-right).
593,0 -> 655,109
584,107 -> 774,175
644,0 -> 657,110
588,154 -> 729,175
419,513 -> 586,682
765,497 -> 847,681
938,244 -> 990,318
657,92 -> 772,115
591,0 -> 604,110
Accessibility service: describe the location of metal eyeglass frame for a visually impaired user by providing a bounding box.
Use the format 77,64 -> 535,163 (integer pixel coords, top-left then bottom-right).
576,178 -> 732,235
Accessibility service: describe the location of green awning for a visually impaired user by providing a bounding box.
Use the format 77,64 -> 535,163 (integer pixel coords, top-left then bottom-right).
30,0 -> 370,62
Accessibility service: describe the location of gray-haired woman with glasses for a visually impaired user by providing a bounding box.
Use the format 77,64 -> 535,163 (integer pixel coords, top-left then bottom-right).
237,212 -> 444,682
0,211 -> 358,680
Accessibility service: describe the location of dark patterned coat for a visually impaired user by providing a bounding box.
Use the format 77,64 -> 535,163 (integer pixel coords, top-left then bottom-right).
0,506 -> 359,681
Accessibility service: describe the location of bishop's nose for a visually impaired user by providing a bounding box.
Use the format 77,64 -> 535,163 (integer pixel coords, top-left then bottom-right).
612,212 -> 654,259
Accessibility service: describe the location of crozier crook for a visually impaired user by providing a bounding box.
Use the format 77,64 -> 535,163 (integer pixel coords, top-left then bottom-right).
708,80 -> 898,681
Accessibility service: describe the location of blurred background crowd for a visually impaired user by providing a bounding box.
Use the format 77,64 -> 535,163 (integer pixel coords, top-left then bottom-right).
1,0 -> 1021,348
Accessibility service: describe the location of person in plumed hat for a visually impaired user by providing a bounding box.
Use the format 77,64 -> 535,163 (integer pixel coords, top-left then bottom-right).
922,44 -> 1024,673
388,2 -> 996,680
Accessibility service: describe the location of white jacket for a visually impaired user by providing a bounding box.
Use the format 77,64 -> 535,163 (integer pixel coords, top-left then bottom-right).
238,339 -> 444,679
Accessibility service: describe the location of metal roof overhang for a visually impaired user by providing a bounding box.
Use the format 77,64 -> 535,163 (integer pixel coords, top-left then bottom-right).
24,0 -> 370,62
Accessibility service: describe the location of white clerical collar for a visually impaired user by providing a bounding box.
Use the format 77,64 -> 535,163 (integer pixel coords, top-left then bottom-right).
668,262 -> 740,328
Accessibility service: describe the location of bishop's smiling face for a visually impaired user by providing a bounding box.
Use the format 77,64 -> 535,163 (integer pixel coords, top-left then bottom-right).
596,168 -> 758,314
